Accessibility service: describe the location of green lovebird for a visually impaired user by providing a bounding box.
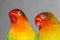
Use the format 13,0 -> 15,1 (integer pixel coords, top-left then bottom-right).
35,12 -> 60,40
6,9 -> 38,40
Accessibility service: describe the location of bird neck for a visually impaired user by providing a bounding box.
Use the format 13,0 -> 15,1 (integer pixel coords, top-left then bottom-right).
40,19 -> 59,31
10,19 -> 31,31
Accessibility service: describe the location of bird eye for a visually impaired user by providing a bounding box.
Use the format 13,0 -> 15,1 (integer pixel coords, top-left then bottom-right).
41,14 -> 46,18
18,11 -> 22,16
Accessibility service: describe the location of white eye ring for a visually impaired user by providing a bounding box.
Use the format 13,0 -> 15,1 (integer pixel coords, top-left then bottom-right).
18,11 -> 22,16
41,14 -> 46,19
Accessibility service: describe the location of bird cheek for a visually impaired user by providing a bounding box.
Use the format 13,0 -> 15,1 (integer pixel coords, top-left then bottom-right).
11,15 -> 17,23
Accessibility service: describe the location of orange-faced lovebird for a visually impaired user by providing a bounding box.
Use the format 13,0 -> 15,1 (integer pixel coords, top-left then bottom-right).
35,12 -> 60,40
6,9 -> 38,40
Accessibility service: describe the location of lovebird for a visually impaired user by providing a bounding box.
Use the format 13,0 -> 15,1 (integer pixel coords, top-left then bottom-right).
6,9 -> 38,40
35,12 -> 60,40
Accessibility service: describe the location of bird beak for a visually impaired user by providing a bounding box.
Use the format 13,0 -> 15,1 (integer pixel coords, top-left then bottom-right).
9,13 -> 17,23
35,18 -> 42,30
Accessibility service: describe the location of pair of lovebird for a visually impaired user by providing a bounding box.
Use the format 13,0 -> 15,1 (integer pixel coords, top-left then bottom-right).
6,9 -> 60,40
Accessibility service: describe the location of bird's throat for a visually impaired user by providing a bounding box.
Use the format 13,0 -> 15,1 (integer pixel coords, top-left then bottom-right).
11,19 -> 30,31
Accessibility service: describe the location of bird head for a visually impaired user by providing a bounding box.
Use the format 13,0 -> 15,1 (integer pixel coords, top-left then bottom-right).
35,12 -> 59,30
9,9 -> 27,23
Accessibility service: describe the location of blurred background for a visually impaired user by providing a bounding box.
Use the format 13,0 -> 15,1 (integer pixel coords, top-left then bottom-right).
0,0 -> 60,40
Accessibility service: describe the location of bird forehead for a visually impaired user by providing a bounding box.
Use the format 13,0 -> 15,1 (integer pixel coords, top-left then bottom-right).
12,10 -> 19,14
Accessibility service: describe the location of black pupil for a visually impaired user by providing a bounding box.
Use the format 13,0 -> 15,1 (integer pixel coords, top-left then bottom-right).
42,14 -> 45,17
20,11 -> 22,14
